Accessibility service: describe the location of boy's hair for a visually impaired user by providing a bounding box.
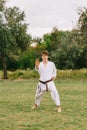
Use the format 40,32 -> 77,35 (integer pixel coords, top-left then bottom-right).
41,50 -> 49,56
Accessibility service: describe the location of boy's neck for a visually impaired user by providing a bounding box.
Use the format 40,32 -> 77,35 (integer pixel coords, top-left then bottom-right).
43,60 -> 48,64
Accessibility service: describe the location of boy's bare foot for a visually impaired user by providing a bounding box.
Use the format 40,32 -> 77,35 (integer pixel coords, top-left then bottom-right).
57,106 -> 61,112
32,104 -> 38,109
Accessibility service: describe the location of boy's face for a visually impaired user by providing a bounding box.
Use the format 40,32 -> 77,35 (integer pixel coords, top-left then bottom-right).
41,54 -> 49,61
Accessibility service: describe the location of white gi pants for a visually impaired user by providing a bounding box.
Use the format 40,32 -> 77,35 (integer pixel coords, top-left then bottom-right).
35,81 -> 60,106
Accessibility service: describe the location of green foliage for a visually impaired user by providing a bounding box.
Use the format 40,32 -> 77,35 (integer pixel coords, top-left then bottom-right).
18,50 -> 35,70
0,24 -> 15,55
78,7 -> 87,68
44,28 -> 86,69
57,68 -> 87,79
7,69 -> 39,80
43,27 -> 64,52
78,7 -> 87,44
7,56 -> 19,70
5,6 -> 31,51
0,0 -> 6,11
0,1 -> 31,78
0,23 -> 15,78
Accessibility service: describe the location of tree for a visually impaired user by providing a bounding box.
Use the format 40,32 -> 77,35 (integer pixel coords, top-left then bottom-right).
0,23 -> 15,78
0,1 -> 31,79
78,7 -> 87,44
50,29 -> 83,69
5,6 -> 31,52
0,0 -> 6,11
78,7 -> 87,67
43,27 -> 63,52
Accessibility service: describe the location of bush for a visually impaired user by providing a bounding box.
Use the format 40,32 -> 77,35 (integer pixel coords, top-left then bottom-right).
1,69 -> 87,80
8,69 -> 39,80
57,68 -> 87,79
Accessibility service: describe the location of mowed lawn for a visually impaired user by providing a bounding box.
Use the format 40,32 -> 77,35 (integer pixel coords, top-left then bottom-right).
0,79 -> 87,130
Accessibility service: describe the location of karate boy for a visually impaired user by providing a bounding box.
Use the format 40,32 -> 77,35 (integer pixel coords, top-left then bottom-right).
32,50 -> 61,112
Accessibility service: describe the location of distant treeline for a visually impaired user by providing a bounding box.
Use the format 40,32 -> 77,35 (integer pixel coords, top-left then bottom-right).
0,0 -> 87,78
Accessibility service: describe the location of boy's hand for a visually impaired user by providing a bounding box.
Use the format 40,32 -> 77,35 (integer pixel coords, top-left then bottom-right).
35,58 -> 40,68
51,77 -> 56,81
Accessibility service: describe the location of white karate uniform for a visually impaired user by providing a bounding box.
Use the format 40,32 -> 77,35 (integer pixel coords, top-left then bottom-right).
35,61 -> 60,106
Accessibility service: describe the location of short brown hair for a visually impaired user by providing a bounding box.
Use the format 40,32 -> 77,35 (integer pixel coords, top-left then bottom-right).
41,50 -> 49,56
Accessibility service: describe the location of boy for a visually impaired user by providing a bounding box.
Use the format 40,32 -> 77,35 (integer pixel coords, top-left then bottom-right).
32,50 -> 61,112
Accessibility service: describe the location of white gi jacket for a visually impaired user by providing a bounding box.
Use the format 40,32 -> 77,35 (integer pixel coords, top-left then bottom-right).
36,61 -> 57,81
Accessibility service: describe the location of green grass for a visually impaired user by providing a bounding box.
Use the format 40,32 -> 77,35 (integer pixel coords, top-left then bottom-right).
0,79 -> 87,130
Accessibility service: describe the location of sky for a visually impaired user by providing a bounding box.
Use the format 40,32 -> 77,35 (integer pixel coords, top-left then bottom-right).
7,0 -> 87,38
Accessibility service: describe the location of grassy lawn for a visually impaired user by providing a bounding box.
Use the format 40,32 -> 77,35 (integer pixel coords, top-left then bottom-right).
0,79 -> 87,130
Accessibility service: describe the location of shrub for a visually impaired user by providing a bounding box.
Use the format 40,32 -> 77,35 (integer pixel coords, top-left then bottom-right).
8,69 -> 39,80
57,68 -> 87,79
1,69 -> 87,80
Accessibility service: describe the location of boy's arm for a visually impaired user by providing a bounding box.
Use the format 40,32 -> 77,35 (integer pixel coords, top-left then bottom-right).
51,63 -> 57,80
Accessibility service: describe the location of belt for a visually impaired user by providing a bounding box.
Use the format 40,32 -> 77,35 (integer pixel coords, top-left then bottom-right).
39,79 -> 52,92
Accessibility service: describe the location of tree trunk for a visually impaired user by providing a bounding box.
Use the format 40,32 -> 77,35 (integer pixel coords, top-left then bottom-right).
2,57 -> 8,79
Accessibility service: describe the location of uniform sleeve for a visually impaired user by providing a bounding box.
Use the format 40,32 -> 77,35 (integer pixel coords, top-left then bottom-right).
35,66 -> 39,71
52,62 -> 57,78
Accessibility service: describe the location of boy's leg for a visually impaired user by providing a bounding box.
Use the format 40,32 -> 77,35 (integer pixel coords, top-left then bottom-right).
49,82 -> 61,112
32,85 -> 45,108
